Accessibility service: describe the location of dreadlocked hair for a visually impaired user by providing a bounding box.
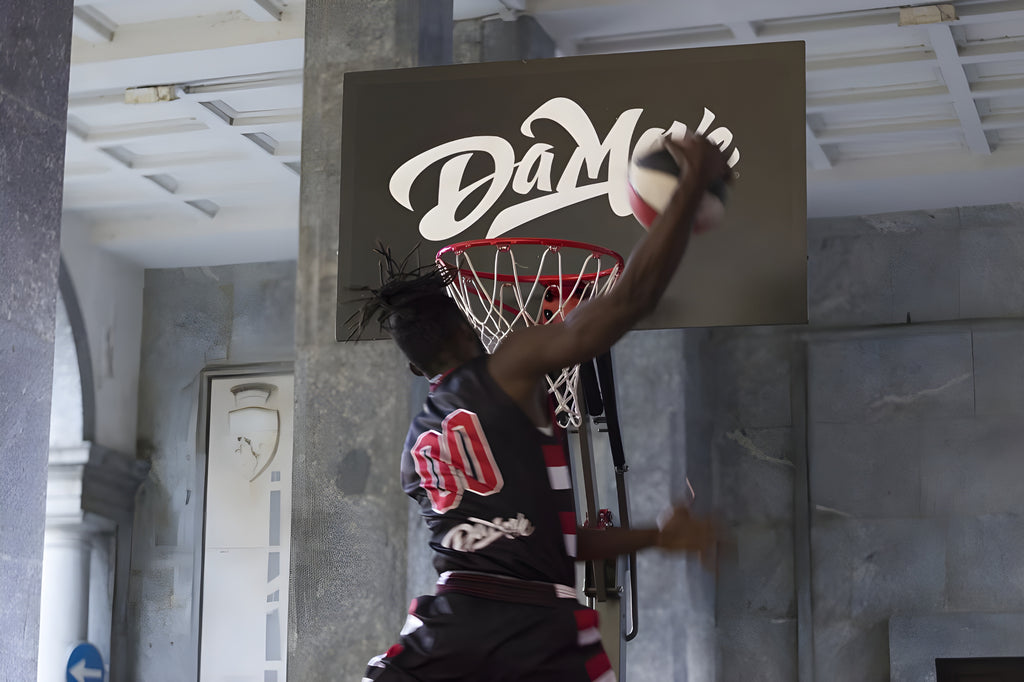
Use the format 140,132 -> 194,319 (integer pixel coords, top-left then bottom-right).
346,243 -> 470,371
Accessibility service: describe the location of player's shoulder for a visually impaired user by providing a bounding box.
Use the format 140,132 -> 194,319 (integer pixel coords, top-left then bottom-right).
432,356 -> 517,415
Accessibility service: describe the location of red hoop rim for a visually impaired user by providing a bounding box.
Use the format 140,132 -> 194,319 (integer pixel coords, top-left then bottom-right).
435,238 -> 624,286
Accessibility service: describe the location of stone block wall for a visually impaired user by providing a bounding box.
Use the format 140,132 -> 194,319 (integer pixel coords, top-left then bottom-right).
806,321 -> 1024,681
690,203 -> 1024,681
702,327 -> 799,682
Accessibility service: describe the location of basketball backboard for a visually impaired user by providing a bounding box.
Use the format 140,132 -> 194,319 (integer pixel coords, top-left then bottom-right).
336,42 -> 807,341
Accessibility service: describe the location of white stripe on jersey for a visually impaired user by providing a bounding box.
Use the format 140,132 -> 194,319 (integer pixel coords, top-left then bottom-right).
547,464 -> 571,490
563,533 -> 577,557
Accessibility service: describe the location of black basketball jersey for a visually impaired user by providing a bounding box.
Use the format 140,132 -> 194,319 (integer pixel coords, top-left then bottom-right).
401,355 -> 578,587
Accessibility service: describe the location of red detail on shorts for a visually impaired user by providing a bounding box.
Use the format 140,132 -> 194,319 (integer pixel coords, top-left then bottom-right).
559,511 -> 578,534
543,443 -> 567,467
385,643 -> 404,659
586,651 -> 613,680
408,598 -> 418,614
574,609 -> 600,631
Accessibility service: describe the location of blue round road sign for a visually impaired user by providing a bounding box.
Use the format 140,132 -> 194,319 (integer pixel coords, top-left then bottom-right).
66,642 -> 105,682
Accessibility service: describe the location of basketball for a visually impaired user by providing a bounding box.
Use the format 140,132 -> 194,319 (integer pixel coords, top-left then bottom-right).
627,135 -> 726,233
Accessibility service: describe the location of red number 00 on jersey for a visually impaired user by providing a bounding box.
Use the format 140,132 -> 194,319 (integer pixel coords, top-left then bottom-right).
410,409 -> 504,513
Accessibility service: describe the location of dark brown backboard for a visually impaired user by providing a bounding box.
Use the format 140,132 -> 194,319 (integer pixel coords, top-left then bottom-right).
337,43 -> 807,341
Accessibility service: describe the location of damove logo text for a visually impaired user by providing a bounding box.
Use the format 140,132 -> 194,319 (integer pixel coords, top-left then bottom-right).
442,514 -> 536,552
389,96 -> 741,242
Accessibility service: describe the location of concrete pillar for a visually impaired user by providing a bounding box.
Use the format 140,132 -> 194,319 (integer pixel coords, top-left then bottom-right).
0,0 -> 75,678
454,14 -> 556,64
291,1 -> 453,679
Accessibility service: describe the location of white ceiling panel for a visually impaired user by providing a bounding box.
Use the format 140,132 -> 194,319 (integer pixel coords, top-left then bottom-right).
214,84 -> 303,112
961,16 -> 1024,40
62,0 -> 1024,267
83,0 -> 280,25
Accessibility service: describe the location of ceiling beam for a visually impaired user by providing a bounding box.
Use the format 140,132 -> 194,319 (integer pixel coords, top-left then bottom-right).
758,8 -> 897,37
574,25 -> 733,54
727,21 -> 759,42
242,133 -> 301,158
179,69 -> 303,95
815,118 -> 963,144
955,0 -> 1024,25
981,111 -> 1024,130
806,122 -> 832,169
72,5 -> 116,43
957,37 -> 1024,64
927,23 -> 991,154
82,201 -> 300,268
69,6 -> 304,94
806,78 -> 1024,114
807,48 -> 938,73
973,76 -> 1024,98
238,0 -> 284,22
197,100 -> 301,127
71,40 -> 304,96
71,7 -> 302,65
61,141 -> 181,207
68,116 -> 210,144
63,178 -> 292,209
806,85 -> 952,113
185,200 -> 220,218
97,146 -> 253,171
574,9 -> 900,54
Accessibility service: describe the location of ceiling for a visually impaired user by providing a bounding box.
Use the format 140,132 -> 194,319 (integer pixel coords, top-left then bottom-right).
63,0 -> 1024,268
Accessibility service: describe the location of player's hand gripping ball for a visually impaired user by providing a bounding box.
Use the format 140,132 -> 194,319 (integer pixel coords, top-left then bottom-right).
627,133 -> 728,235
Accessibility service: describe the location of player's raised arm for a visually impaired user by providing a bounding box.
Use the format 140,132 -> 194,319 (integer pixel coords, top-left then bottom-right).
489,134 -> 732,404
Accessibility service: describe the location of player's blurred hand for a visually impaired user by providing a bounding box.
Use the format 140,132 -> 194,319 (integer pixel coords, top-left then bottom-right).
655,505 -> 719,570
664,133 -> 733,191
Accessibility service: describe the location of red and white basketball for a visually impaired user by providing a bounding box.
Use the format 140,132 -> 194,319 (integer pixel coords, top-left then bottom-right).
627,135 -> 725,234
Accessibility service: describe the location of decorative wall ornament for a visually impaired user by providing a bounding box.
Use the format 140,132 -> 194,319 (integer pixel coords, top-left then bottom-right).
201,372 -> 293,682
229,383 -> 280,482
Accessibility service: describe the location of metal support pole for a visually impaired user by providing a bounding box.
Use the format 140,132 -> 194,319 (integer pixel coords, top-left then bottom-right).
576,413 -> 607,604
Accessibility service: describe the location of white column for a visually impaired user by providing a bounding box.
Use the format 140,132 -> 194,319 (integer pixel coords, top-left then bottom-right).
88,534 -> 114,665
37,528 -> 92,682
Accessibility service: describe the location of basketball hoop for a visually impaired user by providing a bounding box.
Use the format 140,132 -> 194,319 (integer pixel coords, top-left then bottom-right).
436,238 -> 624,428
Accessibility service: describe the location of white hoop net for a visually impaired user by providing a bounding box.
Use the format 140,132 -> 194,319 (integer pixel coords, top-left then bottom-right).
436,239 -> 623,428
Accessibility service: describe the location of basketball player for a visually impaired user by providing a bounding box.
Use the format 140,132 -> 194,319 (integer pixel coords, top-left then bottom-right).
355,134 -> 731,682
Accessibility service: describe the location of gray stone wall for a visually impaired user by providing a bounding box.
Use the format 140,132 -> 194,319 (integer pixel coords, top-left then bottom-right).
701,326 -> 799,682
613,330 -> 712,682
804,203 -> 1024,681
691,203 -> 1024,681
0,0 -> 74,677
127,262 -> 295,682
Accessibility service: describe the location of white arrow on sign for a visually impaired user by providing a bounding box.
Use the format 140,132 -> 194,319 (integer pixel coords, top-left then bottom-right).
69,658 -> 103,682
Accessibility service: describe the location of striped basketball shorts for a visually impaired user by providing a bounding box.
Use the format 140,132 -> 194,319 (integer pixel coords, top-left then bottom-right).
362,572 -> 615,682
